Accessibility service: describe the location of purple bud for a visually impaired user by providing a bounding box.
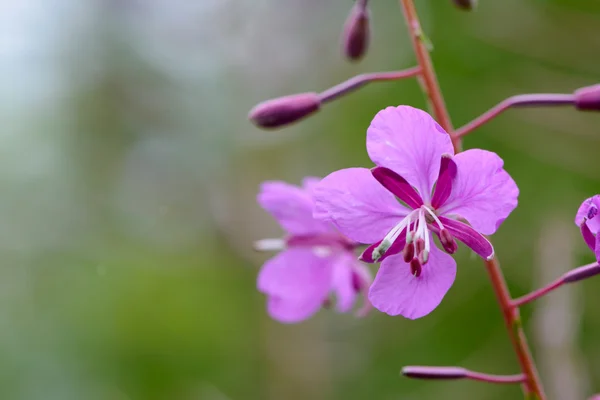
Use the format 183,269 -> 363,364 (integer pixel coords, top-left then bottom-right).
402,366 -> 467,380
248,93 -> 321,129
451,0 -> 477,10
563,262 -> 600,284
342,2 -> 370,61
574,84 -> 600,111
440,228 -> 458,254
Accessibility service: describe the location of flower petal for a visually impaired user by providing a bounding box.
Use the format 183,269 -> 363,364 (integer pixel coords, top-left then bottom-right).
331,253 -> 358,313
359,235 -> 406,263
439,216 -> 494,260
313,167 -> 409,244
371,166 -> 424,209
595,234 -> 600,263
437,149 -> 519,235
257,248 -> 332,323
575,196 -> 595,226
431,155 -> 457,209
258,181 -> 328,235
302,176 -> 322,194
367,106 -> 454,202
581,224 -> 596,252
368,239 -> 456,319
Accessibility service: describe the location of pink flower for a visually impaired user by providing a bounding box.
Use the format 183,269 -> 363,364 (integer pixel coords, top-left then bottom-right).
575,195 -> 600,262
313,106 -> 519,319
255,177 -> 372,323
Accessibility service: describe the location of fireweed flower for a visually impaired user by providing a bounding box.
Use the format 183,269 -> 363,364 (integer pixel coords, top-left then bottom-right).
255,177 -> 372,323
575,195 -> 600,262
314,106 -> 519,319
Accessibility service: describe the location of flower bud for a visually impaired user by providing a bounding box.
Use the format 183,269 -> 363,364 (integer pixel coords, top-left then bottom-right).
563,262 -> 600,284
574,84 -> 600,111
248,93 -> 321,129
451,0 -> 477,10
342,3 -> 370,61
402,366 -> 466,380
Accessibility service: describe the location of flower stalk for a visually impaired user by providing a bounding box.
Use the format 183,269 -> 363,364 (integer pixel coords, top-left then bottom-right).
402,366 -> 525,384
454,93 -> 576,139
249,68 -> 421,129
511,262 -> 600,308
398,1 -> 546,398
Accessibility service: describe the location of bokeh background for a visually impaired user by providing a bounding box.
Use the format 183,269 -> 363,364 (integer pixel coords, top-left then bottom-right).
1,0 -> 600,399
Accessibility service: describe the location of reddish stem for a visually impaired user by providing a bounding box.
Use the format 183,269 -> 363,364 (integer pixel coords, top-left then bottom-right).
511,278 -> 564,308
398,1 -> 546,399
454,93 -> 575,139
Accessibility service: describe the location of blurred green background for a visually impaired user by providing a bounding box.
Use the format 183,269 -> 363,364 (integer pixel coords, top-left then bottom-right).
1,0 -> 600,399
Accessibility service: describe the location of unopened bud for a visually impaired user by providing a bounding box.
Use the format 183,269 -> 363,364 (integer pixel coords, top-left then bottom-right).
402,366 -> 467,380
410,258 -> 422,277
451,0 -> 477,10
342,2 -> 370,61
402,242 -> 415,263
439,228 -> 458,254
563,262 -> 600,283
248,93 -> 321,129
574,84 -> 600,111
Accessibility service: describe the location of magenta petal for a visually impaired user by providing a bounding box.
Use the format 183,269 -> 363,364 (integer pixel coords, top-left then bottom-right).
258,248 -> 332,323
371,167 -> 424,209
258,181 -> 329,236
575,196 -> 595,226
367,106 -> 454,203
360,235 -> 406,263
581,224 -> 596,252
595,235 -> 600,263
331,253 -> 358,313
438,149 -> 519,235
439,216 -> 494,260
314,167 -> 409,244
302,176 -> 322,194
368,239 -> 456,319
431,155 -> 457,209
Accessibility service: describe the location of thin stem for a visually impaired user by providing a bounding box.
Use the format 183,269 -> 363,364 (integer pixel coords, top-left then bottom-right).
454,93 -> 575,139
467,371 -> 526,385
318,67 -> 421,103
511,262 -> 600,308
510,278 -> 564,308
398,2 -> 547,399
398,0 -> 456,151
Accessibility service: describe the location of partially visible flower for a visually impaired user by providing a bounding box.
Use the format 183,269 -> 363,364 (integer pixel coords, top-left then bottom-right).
314,106 -> 519,319
575,195 -> 600,262
255,177 -> 371,323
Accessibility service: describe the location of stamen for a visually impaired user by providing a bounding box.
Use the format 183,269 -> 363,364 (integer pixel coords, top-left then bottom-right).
588,206 -> 598,220
423,205 -> 445,231
254,238 -> 286,252
372,209 -> 420,261
440,228 -> 458,254
410,257 -> 422,277
403,242 -> 415,262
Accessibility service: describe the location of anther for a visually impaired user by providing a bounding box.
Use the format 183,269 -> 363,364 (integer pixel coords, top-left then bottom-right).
410,257 -> 422,277
418,250 -> 429,265
403,242 -> 415,263
415,238 -> 425,256
439,228 -> 458,254
372,239 -> 392,262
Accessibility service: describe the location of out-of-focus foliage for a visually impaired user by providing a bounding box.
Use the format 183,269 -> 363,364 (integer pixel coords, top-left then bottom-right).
0,0 -> 599,399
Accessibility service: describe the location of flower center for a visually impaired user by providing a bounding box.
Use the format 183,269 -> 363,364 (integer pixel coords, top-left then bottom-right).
372,205 -> 449,275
